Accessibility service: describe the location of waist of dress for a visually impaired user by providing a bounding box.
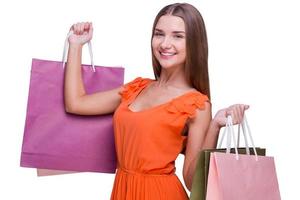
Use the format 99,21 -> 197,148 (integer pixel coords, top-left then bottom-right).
118,167 -> 176,177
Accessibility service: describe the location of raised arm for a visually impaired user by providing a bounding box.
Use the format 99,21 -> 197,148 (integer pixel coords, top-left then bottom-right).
64,22 -> 123,115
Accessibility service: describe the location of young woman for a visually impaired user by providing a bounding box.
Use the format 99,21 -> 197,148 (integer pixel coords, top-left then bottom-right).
64,3 -> 249,200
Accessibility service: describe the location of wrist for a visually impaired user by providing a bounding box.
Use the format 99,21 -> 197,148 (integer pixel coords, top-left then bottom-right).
210,118 -> 221,132
69,43 -> 84,49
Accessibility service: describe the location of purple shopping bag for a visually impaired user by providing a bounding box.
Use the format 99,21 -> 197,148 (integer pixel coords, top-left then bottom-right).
20,58 -> 124,173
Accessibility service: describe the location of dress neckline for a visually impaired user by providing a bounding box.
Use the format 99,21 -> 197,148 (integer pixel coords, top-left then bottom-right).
126,79 -> 200,113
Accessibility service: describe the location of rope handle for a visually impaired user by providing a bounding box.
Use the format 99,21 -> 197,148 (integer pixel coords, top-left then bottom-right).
62,30 -> 95,72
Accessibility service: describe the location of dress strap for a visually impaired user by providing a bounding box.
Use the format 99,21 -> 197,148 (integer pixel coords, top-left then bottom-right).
118,77 -> 153,102
166,92 -> 210,119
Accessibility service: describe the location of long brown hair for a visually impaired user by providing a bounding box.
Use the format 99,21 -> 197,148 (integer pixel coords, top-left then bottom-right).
151,3 -> 210,99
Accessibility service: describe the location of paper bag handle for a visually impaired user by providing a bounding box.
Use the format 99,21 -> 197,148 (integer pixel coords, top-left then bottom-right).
218,113 -> 258,160
62,30 -> 95,72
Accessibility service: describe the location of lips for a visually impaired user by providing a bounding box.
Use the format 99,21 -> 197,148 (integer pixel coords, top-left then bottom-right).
160,51 -> 176,56
159,51 -> 177,59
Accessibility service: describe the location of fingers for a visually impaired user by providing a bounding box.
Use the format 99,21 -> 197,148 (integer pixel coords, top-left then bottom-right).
226,104 -> 250,124
70,22 -> 93,35
79,23 -> 84,34
87,23 -> 93,37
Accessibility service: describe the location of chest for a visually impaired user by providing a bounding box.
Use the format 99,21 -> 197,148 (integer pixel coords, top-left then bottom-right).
127,87 -> 187,113
124,96 -> 190,137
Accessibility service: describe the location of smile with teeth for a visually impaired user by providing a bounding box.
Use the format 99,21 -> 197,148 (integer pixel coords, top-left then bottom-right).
160,51 -> 176,58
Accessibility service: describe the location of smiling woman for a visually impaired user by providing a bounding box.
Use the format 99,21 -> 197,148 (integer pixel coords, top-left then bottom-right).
64,2 -> 249,200
152,15 -> 187,69
150,4 -> 210,100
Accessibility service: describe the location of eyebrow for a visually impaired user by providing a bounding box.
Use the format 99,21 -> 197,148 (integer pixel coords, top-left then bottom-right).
154,28 -> 185,34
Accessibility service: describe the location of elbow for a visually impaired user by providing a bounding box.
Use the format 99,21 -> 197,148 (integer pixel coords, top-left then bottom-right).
64,96 -> 84,114
183,170 -> 192,192
65,106 -> 73,113
185,179 -> 192,192
65,103 -> 74,114
64,99 -> 78,114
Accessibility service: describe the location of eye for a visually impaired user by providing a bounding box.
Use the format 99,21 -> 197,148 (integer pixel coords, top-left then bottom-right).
154,32 -> 164,36
174,35 -> 184,38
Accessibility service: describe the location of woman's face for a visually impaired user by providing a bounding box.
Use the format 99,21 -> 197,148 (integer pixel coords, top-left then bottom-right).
152,15 -> 186,70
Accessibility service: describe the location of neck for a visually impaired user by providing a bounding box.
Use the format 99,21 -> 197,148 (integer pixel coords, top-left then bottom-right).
156,65 -> 190,90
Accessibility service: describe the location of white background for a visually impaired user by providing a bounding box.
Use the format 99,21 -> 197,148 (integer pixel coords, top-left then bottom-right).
0,0 -> 299,199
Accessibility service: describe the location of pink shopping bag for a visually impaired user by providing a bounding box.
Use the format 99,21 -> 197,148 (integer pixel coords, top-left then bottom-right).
20,58 -> 124,173
206,152 -> 281,200
206,115 -> 281,200
37,169 -> 77,176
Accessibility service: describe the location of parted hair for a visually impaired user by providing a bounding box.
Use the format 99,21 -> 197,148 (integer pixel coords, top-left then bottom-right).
151,3 -> 210,99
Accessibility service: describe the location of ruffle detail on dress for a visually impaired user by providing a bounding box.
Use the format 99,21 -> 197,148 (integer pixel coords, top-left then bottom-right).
119,77 -> 151,101
165,92 -> 209,119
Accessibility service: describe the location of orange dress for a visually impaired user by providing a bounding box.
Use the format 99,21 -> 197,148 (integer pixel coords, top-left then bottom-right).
110,77 -> 209,200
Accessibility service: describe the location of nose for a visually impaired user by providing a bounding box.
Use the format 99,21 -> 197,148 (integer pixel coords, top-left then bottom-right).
160,36 -> 172,49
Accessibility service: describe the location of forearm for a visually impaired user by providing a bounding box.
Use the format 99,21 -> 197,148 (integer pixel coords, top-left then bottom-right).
185,119 -> 221,191
184,154 -> 199,191
64,44 -> 86,111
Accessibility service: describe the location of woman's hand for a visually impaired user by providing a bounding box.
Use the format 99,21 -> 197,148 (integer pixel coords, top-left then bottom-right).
212,104 -> 250,128
68,22 -> 93,46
